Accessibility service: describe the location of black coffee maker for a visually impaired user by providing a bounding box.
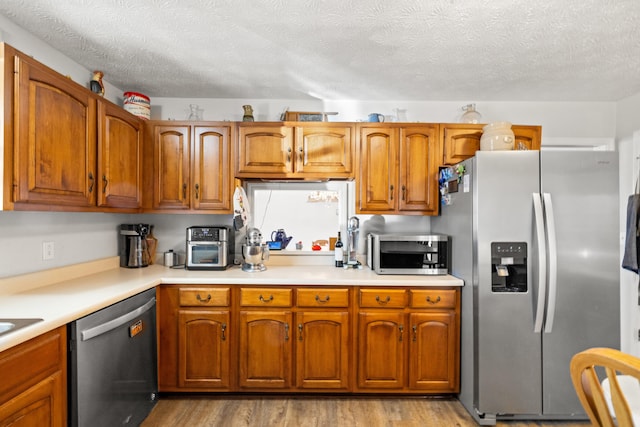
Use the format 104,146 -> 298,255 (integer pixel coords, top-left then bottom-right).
119,224 -> 150,268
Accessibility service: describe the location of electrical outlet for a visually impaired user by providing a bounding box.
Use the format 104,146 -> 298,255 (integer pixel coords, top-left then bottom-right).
42,241 -> 55,260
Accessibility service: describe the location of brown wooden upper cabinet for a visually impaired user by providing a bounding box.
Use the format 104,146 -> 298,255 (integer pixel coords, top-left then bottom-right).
357,124 -> 440,215
441,123 -> 541,165
3,43 -> 143,211
144,122 -> 233,213
235,122 -> 355,179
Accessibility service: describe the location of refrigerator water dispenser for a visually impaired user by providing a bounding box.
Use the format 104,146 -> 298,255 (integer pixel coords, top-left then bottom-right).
491,242 -> 527,292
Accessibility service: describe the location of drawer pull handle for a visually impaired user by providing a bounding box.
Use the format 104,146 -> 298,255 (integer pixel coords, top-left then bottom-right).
399,324 -> 404,342
426,295 -> 441,304
259,294 -> 274,303
196,294 -> 211,303
315,295 -> 330,303
298,323 -> 303,341
375,295 -> 391,305
221,323 -> 227,341
284,323 -> 290,341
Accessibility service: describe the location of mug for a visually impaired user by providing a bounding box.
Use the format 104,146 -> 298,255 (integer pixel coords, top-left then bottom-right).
367,113 -> 385,123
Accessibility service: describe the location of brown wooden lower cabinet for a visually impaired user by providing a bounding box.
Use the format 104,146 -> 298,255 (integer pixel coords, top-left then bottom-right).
157,284 -> 460,394
0,326 -> 67,426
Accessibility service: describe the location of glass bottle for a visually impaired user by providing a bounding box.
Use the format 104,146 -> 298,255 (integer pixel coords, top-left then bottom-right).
334,231 -> 344,267
460,104 -> 482,124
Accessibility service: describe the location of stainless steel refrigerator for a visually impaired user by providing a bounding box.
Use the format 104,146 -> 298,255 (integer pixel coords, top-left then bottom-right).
431,150 -> 619,425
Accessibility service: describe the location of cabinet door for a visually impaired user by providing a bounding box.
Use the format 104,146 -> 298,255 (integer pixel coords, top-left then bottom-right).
357,311 -> 405,389
152,125 -> 191,210
238,310 -> 292,389
97,102 -> 142,208
398,125 -> 439,214
295,311 -> 350,390
0,372 -> 65,427
512,125 -> 542,151
441,124 -> 483,165
408,312 -> 459,392
192,126 -> 232,211
294,124 -> 354,177
236,125 -> 294,175
357,126 -> 398,212
13,54 -> 97,207
178,310 -> 230,389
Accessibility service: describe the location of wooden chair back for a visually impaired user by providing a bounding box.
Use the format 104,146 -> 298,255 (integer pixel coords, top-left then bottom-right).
570,347 -> 640,427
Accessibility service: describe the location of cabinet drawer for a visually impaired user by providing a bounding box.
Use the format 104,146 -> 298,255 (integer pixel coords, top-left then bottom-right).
296,288 -> 349,307
359,289 -> 407,308
179,287 -> 230,307
410,289 -> 457,309
240,288 -> 292,307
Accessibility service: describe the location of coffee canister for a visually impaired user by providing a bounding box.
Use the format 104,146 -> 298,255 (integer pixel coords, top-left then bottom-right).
123,91 -> 150,120
164,250 -> 178,267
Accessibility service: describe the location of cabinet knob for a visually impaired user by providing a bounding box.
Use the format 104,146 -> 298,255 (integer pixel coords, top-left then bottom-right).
88,172 -> 94,193
196,294 -> 212,303
401,185 -> 406,201
284,323 -> 290,341
375,295 -> 391,305
315,295 -> 330,304
287,147 -> 292,162
412,325 -> 417,342
298,323 -> 303,341
195,183 -> 200,199
102,175 -> 108,193
259,294 -> 274,303
221,323 -> 227,341
426,295 -> 441,304
390,184 -> 394,201
182,183 -> 187,199
399,324 -> 404,342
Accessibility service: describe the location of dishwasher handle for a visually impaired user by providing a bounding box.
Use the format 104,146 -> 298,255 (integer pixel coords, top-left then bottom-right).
81,296 -> 156,341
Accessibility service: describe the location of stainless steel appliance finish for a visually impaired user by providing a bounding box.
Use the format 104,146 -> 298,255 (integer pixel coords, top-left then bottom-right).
69,288 -> 157,427
241,227 -> 269,272
346,216 -> 360,265
431,150 -> 620,424
186,226 -> 232,270
367,233 -> 451,275
119,223 -> 150,268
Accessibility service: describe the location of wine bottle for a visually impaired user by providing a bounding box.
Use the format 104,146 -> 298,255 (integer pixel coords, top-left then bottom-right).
334,232 -> 344,267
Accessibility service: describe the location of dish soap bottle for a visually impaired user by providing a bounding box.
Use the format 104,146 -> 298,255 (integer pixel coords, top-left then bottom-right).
334,232 -> 344,267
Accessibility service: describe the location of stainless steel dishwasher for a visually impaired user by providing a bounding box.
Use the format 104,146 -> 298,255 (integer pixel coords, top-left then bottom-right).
69,288 -> 158,427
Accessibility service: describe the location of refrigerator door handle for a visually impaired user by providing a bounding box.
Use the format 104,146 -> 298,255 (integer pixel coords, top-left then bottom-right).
533,193 -> 547,333
542,193 -> 558,333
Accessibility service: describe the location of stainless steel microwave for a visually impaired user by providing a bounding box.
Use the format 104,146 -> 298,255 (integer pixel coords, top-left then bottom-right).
186,226 -> 233,270
367,233 -> 451,275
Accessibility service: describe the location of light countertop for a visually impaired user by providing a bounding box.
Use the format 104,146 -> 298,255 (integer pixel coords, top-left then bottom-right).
0,257 -> 463,352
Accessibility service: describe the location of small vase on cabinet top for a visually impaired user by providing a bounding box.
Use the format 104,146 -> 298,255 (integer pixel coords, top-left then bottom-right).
480,122 -> 515,151
242,105 -> 254,122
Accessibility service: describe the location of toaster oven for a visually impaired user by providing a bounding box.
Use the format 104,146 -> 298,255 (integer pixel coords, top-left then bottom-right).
186,226 -> 233,270
367,233 -> 451,275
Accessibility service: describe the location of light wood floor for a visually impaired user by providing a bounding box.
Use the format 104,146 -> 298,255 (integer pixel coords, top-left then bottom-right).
140,395 -> 591,427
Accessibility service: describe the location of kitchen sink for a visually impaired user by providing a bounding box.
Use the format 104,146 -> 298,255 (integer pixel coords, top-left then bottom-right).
0,318 -> 43,337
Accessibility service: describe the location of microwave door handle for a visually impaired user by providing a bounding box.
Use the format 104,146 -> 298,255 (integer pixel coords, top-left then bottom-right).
542,193 -> 558,333
532,193 -> 547,333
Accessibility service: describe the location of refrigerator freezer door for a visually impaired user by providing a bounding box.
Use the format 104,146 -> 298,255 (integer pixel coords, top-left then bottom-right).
474,151 -> 543,415
540,151 -> 620,416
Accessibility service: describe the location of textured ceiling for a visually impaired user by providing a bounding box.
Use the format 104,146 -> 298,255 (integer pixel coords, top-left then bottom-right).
1,0 -> 639,101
